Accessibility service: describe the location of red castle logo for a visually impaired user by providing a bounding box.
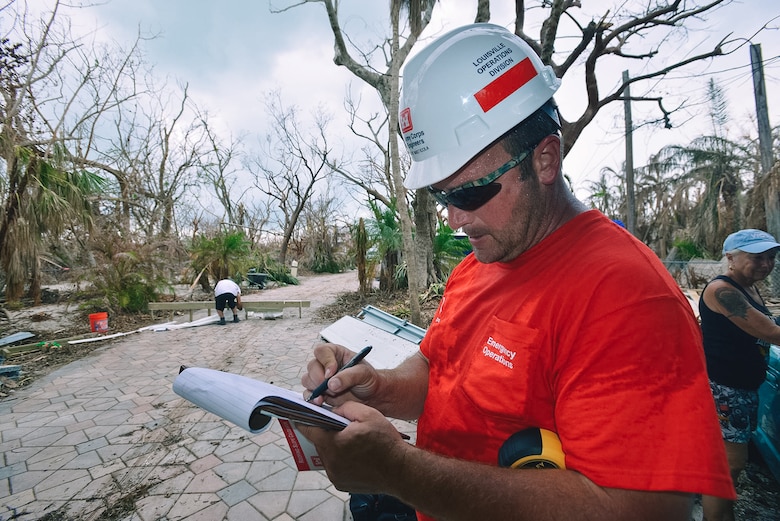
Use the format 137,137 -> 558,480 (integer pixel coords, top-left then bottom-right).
400,107 -> 413,133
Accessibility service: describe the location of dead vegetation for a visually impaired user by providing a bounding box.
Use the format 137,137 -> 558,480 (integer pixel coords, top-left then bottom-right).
317,288 -> 441,326
1,308 -> 158,398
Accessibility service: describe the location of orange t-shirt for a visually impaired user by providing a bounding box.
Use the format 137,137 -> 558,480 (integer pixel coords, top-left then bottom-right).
416,211 -> 734,520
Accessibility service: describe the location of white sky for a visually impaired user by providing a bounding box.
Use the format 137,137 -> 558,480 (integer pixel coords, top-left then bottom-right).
46,0 -> 780,200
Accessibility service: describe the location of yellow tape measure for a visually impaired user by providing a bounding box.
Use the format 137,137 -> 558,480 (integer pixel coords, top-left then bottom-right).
498,428 -> 566,469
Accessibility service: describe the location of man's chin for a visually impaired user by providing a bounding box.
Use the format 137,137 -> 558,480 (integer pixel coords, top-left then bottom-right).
471,248 -> 498,264
469,235 -> 509,263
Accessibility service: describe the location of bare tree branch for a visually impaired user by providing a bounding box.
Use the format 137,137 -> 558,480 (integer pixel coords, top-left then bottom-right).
510,1 -> 741,155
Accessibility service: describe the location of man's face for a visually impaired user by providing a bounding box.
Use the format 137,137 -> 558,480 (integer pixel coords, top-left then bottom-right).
430,140 -> 545,264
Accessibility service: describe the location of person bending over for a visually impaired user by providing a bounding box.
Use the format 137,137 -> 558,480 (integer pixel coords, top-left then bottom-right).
214,278 -> 242,325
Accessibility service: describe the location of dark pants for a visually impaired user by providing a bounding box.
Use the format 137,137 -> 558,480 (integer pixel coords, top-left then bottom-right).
215,293 -> 237,312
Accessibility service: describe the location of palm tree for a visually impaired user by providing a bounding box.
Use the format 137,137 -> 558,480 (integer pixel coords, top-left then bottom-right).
630,153 -> 695,258
432,221 -> 468,281
366,199 -> 403,291
354,217 -> 374,296
638,80 -> 752,257
0,145 -> 103,304
654,137 -> 750,257
188,231 -> 252,291
585,167 -> 625,220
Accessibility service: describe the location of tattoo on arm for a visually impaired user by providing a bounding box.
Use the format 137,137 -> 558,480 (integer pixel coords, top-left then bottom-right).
714,287 -> 750,320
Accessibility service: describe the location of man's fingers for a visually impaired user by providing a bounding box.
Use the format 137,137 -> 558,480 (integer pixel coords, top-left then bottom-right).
326,365 -> 367,394
302,343 -> 375,404
333,400 -> 373,421
302,344 -> 344,399
294,423 -> 320,442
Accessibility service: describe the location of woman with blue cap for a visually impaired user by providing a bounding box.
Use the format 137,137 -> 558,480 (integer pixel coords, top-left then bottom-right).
700,229 -> 780,521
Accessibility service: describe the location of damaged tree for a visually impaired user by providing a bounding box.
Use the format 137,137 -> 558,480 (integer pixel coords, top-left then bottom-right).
514,0 -> 737,156
0,2 -> 124,303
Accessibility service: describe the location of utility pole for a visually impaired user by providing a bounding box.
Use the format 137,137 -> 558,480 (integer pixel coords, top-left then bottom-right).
623,70 -> 636,235
751,43 -> 779,297
750,43 -> 774,175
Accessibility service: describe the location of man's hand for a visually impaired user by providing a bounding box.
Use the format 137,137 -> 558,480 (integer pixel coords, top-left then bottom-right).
302,343 -> 380,406
296,401 -> 411,493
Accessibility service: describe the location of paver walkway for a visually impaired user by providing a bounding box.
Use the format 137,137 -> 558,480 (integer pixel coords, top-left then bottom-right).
0,271 -> 410,521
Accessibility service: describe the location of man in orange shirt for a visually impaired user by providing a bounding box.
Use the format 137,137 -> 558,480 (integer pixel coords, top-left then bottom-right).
300,24 -> 734,520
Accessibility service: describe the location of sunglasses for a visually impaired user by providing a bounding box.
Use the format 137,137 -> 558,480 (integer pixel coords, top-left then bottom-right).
427,149 -> 533,211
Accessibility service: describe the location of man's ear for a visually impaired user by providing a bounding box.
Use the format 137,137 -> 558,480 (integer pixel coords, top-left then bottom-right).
532,135 -> 561,186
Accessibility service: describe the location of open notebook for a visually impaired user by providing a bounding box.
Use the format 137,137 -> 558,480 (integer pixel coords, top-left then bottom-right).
173,366 -> 348,470
173,366 -> 349,432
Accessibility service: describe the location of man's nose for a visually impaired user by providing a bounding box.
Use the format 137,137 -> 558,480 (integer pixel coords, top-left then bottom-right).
446,204 -> 471,230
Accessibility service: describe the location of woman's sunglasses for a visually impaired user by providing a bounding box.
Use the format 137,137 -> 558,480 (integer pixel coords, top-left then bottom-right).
427,149 -> 533,211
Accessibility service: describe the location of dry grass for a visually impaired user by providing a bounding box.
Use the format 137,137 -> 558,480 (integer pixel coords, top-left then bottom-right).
316,288 -> 441,327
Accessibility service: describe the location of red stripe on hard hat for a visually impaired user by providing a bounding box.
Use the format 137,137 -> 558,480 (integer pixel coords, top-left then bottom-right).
474,58 -> 538,112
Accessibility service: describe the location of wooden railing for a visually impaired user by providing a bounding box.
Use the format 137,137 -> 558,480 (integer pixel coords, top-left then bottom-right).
147,300 -> 311,321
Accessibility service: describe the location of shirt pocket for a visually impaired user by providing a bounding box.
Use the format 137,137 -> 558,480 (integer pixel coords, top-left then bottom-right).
458,315 -> 543,423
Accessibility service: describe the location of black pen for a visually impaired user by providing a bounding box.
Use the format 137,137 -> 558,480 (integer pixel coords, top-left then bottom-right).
306,345 -> 372,402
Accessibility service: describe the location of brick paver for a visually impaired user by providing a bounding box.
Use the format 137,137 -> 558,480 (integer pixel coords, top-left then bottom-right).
0,271 -> 398,520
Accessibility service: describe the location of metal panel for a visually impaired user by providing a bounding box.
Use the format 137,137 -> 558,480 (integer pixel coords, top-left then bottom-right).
356,305 -> 426,344
320,316 -> 419,370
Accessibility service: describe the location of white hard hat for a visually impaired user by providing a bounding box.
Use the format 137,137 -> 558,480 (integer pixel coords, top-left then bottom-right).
399,23 -> 561,190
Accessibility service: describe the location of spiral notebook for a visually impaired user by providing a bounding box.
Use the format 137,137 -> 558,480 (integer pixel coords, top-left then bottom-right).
172,365 -> 348,470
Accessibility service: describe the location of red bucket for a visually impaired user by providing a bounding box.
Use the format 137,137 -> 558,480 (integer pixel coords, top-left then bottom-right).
89,312 -> 109,333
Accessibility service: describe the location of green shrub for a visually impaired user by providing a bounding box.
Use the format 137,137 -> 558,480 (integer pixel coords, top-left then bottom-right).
117,277 -> 159,312
673,239 -> 706,261
246,253 -> 299,286
188,231 -> 252,289
84,235 -> 172,313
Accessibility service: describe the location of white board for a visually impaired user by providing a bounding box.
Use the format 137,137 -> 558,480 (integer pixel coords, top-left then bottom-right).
320,316 -> 420,370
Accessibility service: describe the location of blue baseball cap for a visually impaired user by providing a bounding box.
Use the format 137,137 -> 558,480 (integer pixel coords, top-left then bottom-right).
722,229 -> 780,255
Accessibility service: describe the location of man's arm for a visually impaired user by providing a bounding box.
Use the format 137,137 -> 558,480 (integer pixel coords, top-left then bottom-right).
370,351 -> 429,419
299,401 -> 693,521
394,445 -> 693,521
